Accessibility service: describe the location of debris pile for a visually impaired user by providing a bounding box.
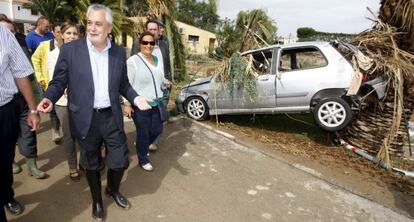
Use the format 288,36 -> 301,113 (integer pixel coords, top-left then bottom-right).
344,0 -> 414,167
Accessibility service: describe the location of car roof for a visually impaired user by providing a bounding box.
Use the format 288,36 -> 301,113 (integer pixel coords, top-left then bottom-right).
240,41 -> 331,55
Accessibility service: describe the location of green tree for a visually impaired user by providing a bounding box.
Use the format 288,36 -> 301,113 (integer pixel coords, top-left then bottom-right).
67,0 -> 135,39
124,0 -> 149,17
23,0 -> 72,23
215,18 -> 238,58
296,27 -> 317,39
176,0 -> 219,32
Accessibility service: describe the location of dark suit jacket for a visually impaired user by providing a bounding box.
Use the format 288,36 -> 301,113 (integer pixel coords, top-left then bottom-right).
130,40 -> 172,81
44,38 -> 138,138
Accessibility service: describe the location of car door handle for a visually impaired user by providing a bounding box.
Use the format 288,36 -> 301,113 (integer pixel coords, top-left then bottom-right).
258,77 -> 269,81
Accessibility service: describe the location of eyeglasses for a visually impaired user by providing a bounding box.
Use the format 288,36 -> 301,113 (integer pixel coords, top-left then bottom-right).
141,40 -> 155,46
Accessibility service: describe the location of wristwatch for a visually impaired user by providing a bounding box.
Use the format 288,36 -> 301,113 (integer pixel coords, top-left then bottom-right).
30,110 -> 39,115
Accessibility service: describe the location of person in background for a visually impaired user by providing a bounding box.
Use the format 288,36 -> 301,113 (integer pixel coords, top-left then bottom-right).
32,22 -> 63,143
124,31 -> 171,171
78,24 -> 86,38
46,22 -> 81,181
25,16 -> 54,53
37,4 -> 151,221
14,24 -> 29,54
156,20 -> 169,47
28,23 -> 36,33
0,23 -> 40,222
0,17 -> 45,179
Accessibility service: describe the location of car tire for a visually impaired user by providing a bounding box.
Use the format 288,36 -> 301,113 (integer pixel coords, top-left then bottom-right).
313,97 -> 352,132
185,97 -> 209,120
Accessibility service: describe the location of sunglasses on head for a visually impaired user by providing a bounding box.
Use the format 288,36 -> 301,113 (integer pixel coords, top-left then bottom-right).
141,40 -> 155,46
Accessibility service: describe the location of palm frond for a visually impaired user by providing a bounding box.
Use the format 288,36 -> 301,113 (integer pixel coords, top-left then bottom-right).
145,0 -> 187,81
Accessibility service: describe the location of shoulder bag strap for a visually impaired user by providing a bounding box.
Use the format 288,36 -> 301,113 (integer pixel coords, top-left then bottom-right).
137,54 -> 159,99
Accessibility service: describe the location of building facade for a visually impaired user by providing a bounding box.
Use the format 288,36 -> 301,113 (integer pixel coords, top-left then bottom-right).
175,21 -> 217,55
0,0 -> 40,33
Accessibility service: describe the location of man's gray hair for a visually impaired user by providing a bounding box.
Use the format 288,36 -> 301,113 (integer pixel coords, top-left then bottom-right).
87,4 -> 113,25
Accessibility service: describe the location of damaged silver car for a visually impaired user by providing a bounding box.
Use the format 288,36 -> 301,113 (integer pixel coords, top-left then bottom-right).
176,41 -> 386,132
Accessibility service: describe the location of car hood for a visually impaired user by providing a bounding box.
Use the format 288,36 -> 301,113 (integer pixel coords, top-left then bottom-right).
184,76 -> 213,88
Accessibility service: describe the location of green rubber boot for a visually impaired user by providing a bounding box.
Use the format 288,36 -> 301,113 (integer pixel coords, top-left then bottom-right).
12,161 -> 22,174
26,158 -> 46,179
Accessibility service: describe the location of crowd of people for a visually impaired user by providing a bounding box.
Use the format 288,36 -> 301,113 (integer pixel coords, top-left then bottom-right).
0,3 -> 172,222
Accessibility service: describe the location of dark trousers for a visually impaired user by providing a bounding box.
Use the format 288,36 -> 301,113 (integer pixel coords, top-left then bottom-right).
55,106 -> 77,170
0,100 -> 19,222
132,106 -> 163,165
15,95 -> 37,158
50,106 -> 60,131
76,109 -> 129,171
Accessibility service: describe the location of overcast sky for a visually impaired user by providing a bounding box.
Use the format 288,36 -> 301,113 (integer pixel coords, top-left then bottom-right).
217,0 -> 380,37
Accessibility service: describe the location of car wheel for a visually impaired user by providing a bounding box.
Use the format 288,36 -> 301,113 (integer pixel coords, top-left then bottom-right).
313,97 -> 352,132
186,97 -> 209,120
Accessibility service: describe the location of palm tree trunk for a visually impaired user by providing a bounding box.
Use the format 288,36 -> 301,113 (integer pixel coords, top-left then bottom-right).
344,0 -> 414,166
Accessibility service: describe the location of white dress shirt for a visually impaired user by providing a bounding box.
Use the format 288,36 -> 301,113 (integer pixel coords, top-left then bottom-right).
86,37 -> 111,108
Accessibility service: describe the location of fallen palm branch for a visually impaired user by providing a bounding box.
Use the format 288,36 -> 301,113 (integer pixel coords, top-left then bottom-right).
344,9 -> 414,168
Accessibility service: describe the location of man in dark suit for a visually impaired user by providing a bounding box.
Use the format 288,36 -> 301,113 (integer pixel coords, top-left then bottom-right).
37,4 -> 152,221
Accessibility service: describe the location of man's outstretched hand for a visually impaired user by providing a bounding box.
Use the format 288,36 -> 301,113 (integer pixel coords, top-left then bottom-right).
37,98 -> 53,113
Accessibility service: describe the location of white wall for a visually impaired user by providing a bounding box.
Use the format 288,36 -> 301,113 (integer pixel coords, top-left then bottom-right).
12,3 -> 39,23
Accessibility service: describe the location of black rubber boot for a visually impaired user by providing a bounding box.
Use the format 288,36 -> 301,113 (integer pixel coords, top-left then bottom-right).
105,169 -> 130,209
86,170 -> 105,221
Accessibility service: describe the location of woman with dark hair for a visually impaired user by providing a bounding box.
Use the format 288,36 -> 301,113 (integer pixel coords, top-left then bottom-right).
46,21 -> 81,181
124,31 -> 171,171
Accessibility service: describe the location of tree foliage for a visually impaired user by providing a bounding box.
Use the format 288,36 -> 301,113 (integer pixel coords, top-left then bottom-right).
146,0 -> 187,81
297,27 -> 317,39
176,0 -> 219,32
124,0 -> 149,17
27,0 -> 187,81
65,0 -> 135,39
215,9 -> 278,58
23,0 -> 72,23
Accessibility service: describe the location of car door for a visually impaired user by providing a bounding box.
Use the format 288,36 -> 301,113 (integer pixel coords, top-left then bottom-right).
211,78 -> 239,111
275,46 -> 329,111
240,49 -> 277,110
